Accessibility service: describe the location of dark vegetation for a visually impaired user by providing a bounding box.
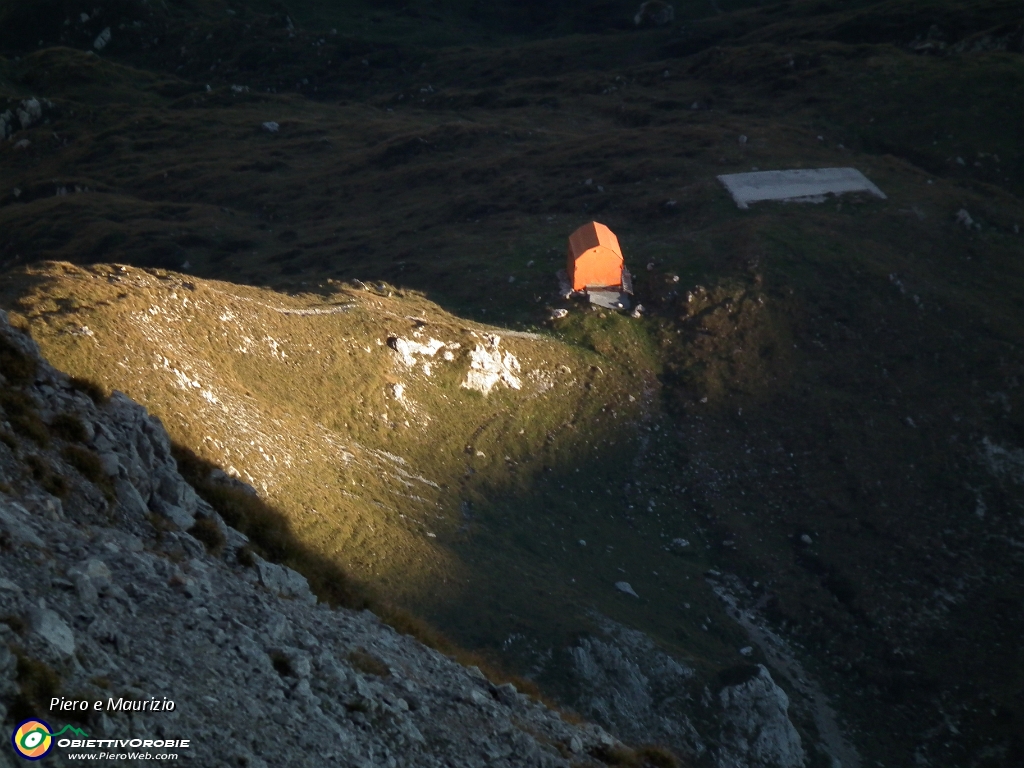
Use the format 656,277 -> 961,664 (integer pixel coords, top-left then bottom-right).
592,744 -> 681,768
24,454 -> 67,497
67,376 -> 108,405
0,0 -> 1022,765
185,514 -> 226,556
0,334 -> 36,385
61,444 -> 115,499
0,390 -> 49,447
8,651 -> 61,725
347,647 -> 391,679
49,411 -> 86,442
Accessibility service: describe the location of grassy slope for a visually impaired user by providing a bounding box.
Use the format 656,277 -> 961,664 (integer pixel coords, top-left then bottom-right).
2,0 -> 1024,765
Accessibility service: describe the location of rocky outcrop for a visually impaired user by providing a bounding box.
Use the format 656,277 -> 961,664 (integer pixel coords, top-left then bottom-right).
566,615 -> 804,768
0,97 -> 57,141
568,616 -> 706,758
714,665 -> 805,768
0,309 -> 623,767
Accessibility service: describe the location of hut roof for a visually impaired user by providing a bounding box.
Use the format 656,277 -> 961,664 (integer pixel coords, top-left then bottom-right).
568,221 -> 621,260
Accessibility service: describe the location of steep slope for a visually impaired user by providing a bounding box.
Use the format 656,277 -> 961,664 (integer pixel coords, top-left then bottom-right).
1,262 -> 650,615
0,308 -> 676,768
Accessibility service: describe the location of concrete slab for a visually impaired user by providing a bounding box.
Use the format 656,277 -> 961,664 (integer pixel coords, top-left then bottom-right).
588,290 -> 631,310
718,168 -> 886,209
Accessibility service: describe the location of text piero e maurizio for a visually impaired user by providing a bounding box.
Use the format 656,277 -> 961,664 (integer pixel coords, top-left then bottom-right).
50,696 -> 177,712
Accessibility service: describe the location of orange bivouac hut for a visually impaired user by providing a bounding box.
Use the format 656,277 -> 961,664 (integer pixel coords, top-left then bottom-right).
567,221 -> 625,292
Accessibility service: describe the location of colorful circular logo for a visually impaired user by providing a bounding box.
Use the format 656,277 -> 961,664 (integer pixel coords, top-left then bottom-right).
11,719 -> 54,760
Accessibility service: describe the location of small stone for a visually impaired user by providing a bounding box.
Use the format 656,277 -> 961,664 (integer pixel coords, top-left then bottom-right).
0,501 -> 44,547
615,581 -> 639,598
30,607 -> 75,656
740,646 -> 754,657
73,573 -> 98,605
634,1 -> 675,27
469,689 -> 490,706
98,452 -> 120,476
94,27 -> 112,50
84,558 -> 112,582
262,121 -> 280,133
253,555 -> 316,605
800,534 -> 813,545
494,682 -> 519,707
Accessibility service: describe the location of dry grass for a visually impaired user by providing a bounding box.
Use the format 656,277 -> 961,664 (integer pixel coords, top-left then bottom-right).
9,651 -> 61,724
0,334 -> 37,386
172,443 -> 371,610
591,744 -> 682,768
50,412 -> 88,442
187,515 -> 227,556
24,454 -> 68,498
61,444 -> 114,499
347,647 -> 391,678
0,390 -> 49,447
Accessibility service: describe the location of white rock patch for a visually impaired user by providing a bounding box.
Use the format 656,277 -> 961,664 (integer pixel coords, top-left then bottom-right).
390,337 -> 447,367
462,336 -> 522,395
94,27 -> 112,50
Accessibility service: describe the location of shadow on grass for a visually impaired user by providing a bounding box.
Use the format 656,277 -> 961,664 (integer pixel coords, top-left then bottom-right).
168,441 -> 572,712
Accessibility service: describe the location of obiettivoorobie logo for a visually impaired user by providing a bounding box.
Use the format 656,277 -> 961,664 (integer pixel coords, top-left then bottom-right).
11,719 -> 88,760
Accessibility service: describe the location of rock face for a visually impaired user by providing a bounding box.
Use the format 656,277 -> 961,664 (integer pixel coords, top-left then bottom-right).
461,335 -> 522,395
0,310 -> 622,767
568,615 -> 707,759
567,616 -> 804,768
715,665 -> 805,768
0,97 -> 58,141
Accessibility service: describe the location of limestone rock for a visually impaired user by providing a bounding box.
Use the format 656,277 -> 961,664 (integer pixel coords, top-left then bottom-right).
634,1 -> 675,27
0,499 -> 44,547
253,554 -> 317,605
29,606 -> 76,656
568,615 -> 705,759
614,581 -> 639,598
717,665 -> 804,768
